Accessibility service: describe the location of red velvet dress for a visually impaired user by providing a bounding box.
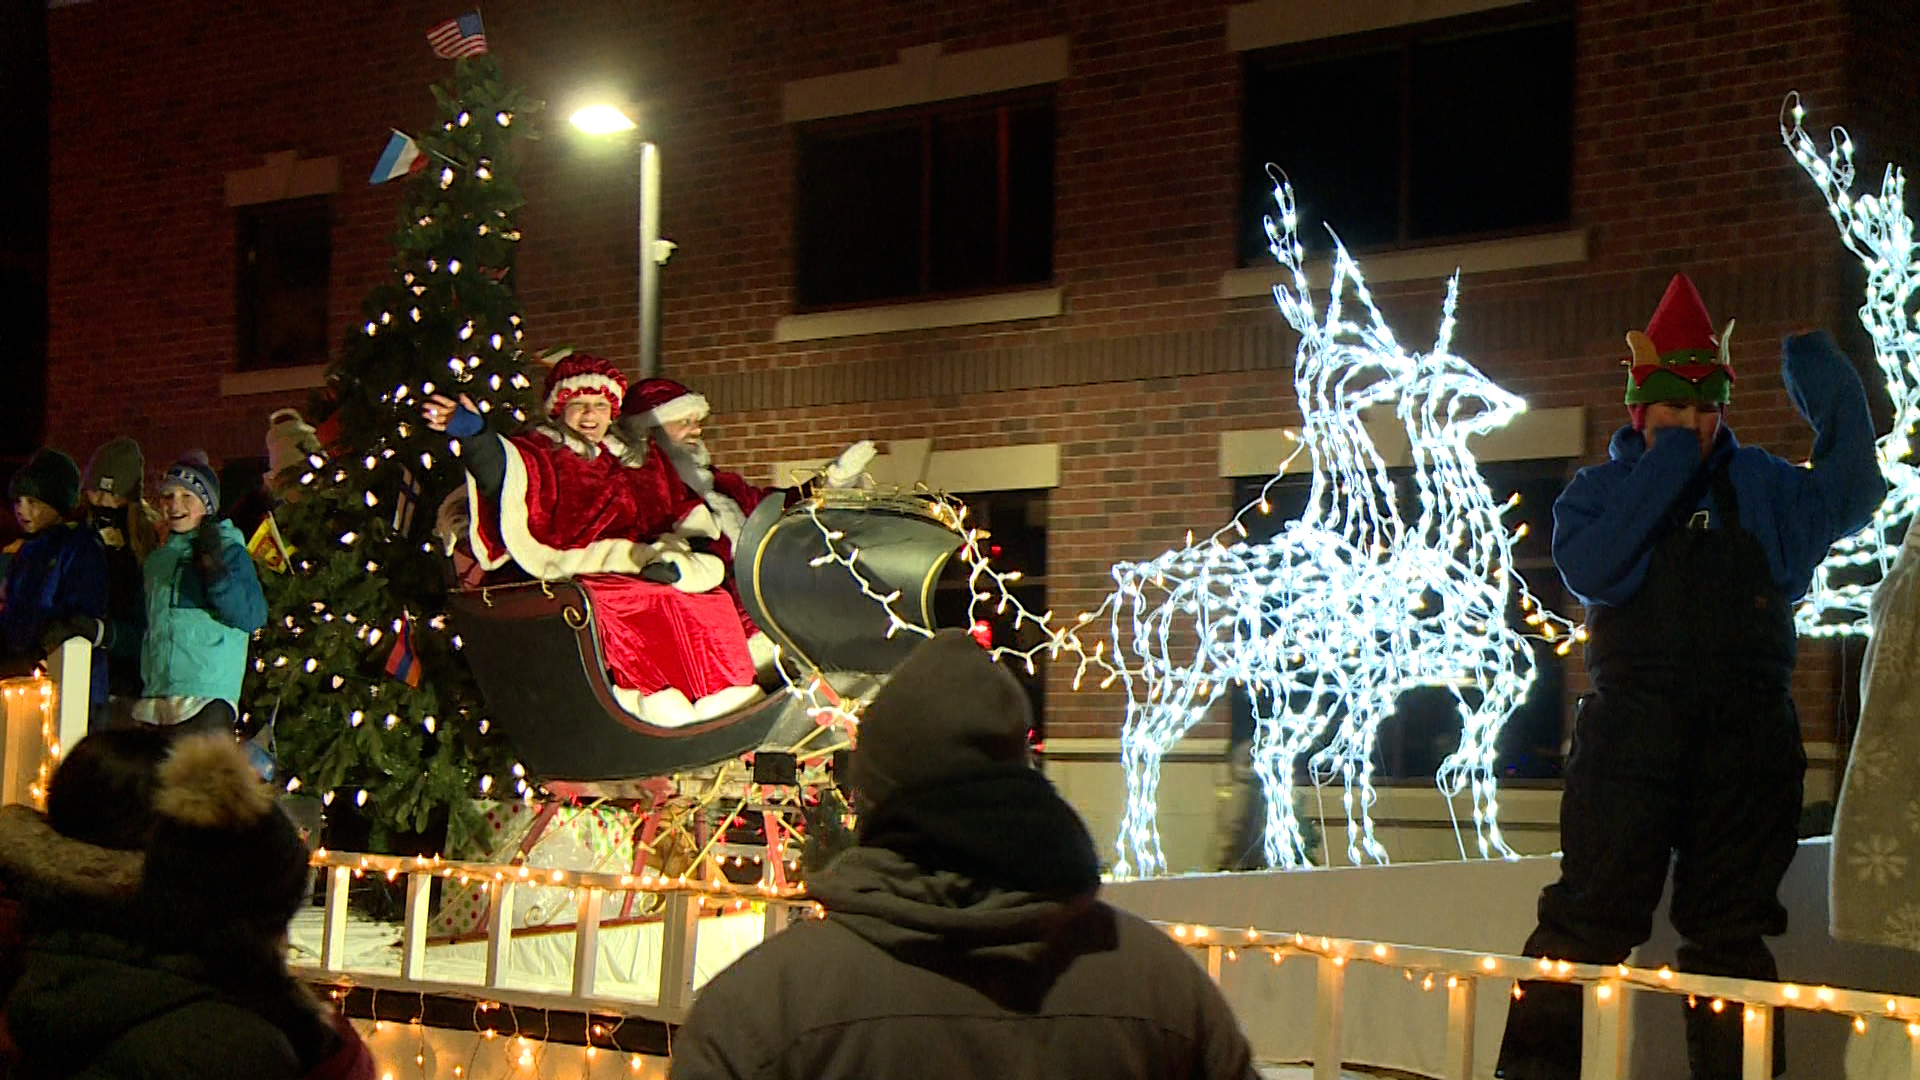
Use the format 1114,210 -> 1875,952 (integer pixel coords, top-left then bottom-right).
465,427 -> 754,709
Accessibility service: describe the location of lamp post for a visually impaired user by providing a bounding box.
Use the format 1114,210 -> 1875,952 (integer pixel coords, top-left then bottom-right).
569,104 -> 667,378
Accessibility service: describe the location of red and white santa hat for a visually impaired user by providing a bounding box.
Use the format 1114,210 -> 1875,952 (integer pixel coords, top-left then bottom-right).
543,352 -> 627,416
624,377 -> 711,428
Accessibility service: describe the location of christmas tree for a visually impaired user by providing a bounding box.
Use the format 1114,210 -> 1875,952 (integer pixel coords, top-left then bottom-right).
243,55 -> 541,853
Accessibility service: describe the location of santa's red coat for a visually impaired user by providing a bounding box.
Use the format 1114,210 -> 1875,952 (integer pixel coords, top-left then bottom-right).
465,427 -> 752,703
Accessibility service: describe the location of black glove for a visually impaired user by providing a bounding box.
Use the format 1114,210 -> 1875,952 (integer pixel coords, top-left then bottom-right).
639,560 -> 682,585
40,615 -> 103,653
193,520 -> 228,586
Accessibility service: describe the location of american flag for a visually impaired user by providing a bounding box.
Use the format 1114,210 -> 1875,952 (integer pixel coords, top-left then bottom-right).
427,13 -> 487,59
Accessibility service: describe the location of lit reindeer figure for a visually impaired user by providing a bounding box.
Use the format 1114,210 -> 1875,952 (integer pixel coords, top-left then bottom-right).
1784,93 -> 1920,637
1314,280 -> 1573,861
1112,177 -> 1414,875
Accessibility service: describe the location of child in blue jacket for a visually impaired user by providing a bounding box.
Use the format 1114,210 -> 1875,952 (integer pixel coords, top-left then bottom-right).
0,449 -> 110,722
1496,275 -> 1886,1080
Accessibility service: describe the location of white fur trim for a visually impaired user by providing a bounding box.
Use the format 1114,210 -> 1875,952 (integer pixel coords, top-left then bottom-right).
692,684 -> 764,720
704,489 -> 747,544
675,503 -> 721,541
646,392 -> 710,427
610,687 -> 698,729
747,631 -> 779,676
544,373 -> 625,416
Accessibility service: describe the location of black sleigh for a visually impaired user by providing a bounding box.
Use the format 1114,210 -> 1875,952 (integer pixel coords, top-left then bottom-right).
446,490 -> 965,782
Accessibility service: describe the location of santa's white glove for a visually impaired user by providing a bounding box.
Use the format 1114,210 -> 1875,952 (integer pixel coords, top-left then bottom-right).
823,440 -> 878,489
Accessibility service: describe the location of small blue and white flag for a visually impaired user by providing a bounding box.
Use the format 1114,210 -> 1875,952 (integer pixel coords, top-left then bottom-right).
369,130 -> 425,185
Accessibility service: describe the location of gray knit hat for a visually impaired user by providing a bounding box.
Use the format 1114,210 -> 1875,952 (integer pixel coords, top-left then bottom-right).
84,437 -> 146,498
850,629 -> 1033,812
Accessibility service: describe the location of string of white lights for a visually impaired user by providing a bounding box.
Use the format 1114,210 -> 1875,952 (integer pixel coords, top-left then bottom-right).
1783,92 -> 1920,638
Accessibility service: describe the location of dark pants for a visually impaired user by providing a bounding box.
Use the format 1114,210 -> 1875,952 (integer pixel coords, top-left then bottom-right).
1496,682 -> 1805,1079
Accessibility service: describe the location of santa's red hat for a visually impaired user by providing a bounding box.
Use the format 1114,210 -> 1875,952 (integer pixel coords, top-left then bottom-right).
624,377 -> 710,428
543,353 -> 627,416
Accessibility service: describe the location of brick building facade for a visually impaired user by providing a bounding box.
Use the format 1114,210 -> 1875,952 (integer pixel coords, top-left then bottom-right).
41,0 -> 1920,862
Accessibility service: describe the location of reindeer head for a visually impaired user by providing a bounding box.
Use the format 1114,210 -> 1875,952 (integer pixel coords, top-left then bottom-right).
1398,276 -> 1525,439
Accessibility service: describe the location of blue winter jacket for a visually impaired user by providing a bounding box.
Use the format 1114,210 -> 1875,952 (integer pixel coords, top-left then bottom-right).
1553,331 -> 1887,609
140,520 -> 267,706
0,521 -> 110,705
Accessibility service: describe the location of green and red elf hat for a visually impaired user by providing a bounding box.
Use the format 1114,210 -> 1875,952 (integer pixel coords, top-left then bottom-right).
1623,273 -> 1735,405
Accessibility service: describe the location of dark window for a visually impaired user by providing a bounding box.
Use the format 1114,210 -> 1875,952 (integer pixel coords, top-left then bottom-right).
1227,458 -> 1571,781
933,489 -> 1048,746
795,94 -> 1055,309
1239,8 -> 1575,264
236,196 -> 332,370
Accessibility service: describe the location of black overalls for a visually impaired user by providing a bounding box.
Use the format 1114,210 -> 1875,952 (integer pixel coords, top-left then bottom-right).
1497,467 -> 1807,1080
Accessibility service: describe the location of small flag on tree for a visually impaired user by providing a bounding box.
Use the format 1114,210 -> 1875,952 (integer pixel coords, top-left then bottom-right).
369,130 -> 427,184
385,613 -> 422,688
427,13 -> 487,59
247,513 -> 293,574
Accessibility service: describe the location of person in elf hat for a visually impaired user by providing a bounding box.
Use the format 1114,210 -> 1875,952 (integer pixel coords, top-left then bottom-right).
423,353 -> 763,728
1494,275 -> 1886,1080
0,448 -> 111,721
618,376 -> 877,674
126,453 -> 268,739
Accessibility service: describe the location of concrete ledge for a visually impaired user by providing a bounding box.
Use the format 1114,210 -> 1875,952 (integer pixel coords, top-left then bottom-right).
220,364 -> 328,398
1218,404 -> 1588,477
1227,0 -> 1534,52
774,440 -> 1060,495
773,287 -> 1063,343
784,38 -> 1070,124
226,151 -> 340,207
1220,228 -> 1589,299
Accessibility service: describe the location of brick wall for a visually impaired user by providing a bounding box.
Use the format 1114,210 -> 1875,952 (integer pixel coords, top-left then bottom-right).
44,0 -> 1908,744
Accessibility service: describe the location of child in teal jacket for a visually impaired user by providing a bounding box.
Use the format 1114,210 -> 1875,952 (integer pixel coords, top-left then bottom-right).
129,455 -> 266,738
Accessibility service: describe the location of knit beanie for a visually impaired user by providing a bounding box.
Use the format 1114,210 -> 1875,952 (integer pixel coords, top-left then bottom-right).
9,448 -> 82,514
850,629 -> 1034,813
159,452 -> 221,515
83,437 -> 146,499
140,737 -> 312,943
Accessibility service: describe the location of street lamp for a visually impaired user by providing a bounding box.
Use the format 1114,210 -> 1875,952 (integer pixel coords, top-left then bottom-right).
569,104 -> 667,377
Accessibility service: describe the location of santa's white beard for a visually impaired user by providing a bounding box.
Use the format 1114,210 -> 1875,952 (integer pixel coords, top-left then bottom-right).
654,429 -> 745,542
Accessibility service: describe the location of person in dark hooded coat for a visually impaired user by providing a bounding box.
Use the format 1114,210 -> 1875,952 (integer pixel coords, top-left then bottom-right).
670,630 -> 1258,1080
4,734 -> 371,1080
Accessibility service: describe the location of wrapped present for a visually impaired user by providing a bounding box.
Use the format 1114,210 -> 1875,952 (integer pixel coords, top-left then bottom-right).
431,799 -> 684,938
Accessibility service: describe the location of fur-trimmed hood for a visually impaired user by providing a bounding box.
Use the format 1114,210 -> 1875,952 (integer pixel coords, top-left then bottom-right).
0,803 -> 141,909
529,423 -> 648,469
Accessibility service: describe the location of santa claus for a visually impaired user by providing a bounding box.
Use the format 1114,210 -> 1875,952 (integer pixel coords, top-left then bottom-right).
617,377 -> 876,673
423,354 -> 762,727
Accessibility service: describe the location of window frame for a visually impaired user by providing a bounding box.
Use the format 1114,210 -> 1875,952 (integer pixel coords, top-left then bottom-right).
1237,0 -> 1577,266
233,193 -> 333,373
791,87 -> 1057,313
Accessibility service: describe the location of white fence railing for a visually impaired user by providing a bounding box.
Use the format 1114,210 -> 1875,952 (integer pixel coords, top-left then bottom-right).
295,850 -> 810,1018
1159,921 -> 1920,1080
